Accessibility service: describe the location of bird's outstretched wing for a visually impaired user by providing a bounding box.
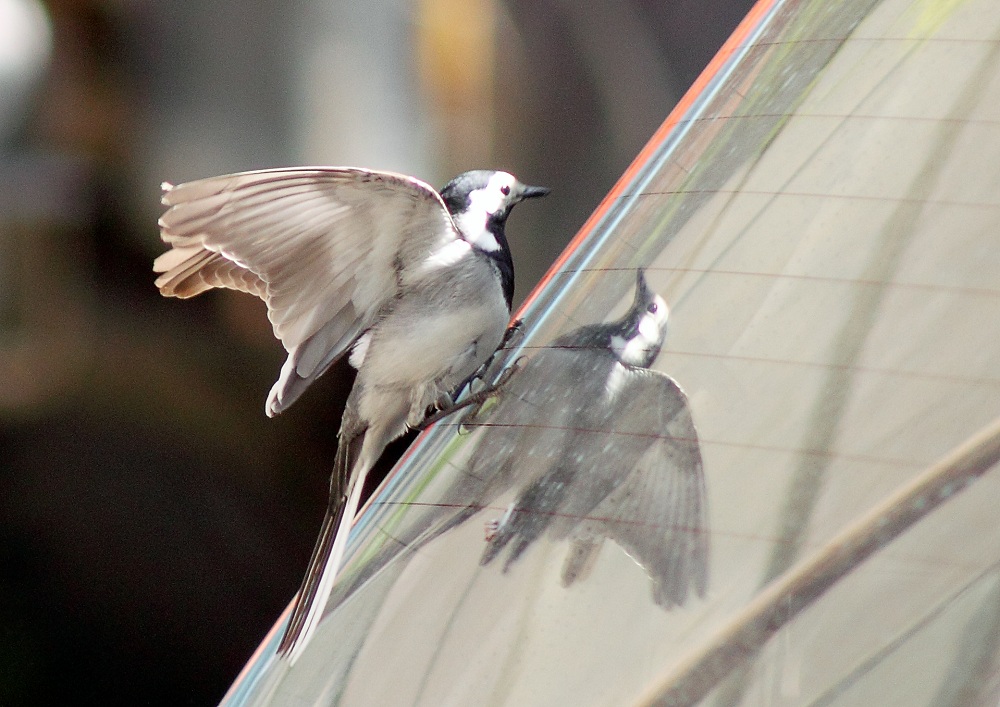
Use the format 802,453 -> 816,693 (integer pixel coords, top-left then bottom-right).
153,167 -> 459,414
559,369 -> 708,608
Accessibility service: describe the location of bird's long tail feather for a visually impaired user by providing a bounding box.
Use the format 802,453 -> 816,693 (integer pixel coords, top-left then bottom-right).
278,433 -> 368,663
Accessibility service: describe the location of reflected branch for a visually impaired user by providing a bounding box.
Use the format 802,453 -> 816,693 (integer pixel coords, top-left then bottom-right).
637,413 -> 1000,707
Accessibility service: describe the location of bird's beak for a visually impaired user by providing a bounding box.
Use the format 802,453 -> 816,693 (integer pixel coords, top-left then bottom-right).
517,184 -> 551,201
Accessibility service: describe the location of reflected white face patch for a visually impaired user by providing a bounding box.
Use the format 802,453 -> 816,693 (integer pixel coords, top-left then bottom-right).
453,172 -> 518,252
611,293 -> 669,367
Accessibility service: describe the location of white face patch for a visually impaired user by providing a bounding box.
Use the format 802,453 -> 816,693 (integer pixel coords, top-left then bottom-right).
474,172 -> 517,215
453,172 -> 518,252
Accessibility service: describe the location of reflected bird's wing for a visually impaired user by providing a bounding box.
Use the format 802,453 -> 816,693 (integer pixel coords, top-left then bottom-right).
561,369 -> 708,608
153,167 -> 458,415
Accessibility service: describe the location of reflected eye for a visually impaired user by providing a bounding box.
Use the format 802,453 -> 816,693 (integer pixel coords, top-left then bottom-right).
501,185 -> 511,196
647,302 -> 658,314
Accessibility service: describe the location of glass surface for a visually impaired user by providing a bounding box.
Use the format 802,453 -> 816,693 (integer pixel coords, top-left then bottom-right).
223,0 -> 1000,704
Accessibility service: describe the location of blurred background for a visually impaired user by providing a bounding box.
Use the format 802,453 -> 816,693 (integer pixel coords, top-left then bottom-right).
0,0 -> 754,703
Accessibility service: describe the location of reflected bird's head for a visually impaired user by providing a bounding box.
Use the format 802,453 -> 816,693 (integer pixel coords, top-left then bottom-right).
610,269 -> 670,368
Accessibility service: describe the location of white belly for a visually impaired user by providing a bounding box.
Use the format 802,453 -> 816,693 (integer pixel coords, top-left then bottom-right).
356,274 -> 509,395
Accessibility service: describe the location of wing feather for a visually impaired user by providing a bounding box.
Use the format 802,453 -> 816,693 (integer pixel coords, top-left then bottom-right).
154,167 -> 460,413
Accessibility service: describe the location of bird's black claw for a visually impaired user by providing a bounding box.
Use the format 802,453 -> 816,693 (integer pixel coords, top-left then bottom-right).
415,357 -> 524,431
500,319 -> 524,349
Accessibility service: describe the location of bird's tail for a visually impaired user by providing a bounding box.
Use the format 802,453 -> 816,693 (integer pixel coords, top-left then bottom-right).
278,432 -> 368,663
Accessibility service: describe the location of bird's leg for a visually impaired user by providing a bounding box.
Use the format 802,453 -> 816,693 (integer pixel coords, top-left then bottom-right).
415,320 -> 524,431
467,319 -> 524,387
499,318 -> 525,350
416,356 -> 524,431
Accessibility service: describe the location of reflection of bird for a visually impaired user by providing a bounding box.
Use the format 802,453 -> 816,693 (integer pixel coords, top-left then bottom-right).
456,270 -> 708,608
153,166 -> 548,660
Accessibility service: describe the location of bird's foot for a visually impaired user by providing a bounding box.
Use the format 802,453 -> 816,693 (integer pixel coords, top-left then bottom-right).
500,318 -> 524,350
467,319 -> 524,385
416,357 -> 524,431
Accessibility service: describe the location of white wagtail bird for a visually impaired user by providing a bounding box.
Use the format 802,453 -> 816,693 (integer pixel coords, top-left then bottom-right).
444,269 -> 708,607
153,166 -> 548,661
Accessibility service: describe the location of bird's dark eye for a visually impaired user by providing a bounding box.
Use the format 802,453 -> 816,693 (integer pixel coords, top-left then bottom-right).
647,302 -> 658,314
501,185 -> 511,196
